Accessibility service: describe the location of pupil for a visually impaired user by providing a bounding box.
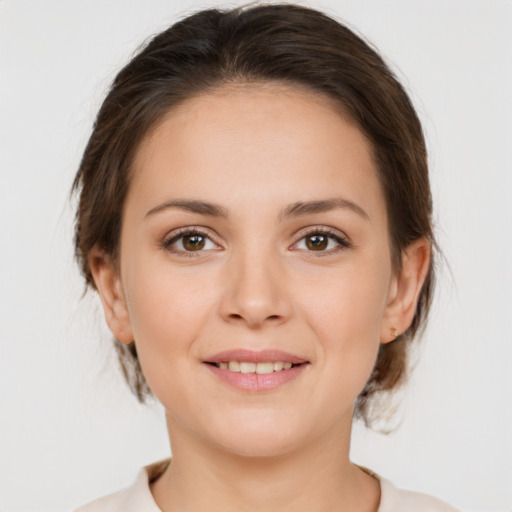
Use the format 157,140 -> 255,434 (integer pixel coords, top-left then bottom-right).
307,234 -> 327,251
184,234 -> 205,251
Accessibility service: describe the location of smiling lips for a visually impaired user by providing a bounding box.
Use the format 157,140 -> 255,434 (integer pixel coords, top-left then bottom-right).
204,349 -> 309,391
214,361 -> 294,374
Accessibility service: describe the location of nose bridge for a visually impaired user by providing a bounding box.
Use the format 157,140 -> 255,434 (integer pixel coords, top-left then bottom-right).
220,237 -> 290,328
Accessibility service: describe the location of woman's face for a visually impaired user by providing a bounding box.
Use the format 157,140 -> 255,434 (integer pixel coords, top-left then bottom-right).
97,85 -> 406,456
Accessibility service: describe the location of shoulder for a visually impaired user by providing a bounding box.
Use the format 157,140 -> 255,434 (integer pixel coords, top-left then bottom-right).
379,475 -> 460,512
74,487 -> 132,512
74,460 -> 168,512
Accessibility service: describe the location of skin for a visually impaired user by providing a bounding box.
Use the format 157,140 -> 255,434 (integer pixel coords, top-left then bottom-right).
90,84 -> 430,512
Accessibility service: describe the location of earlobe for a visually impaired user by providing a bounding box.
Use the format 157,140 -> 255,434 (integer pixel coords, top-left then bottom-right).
381,238 -> 431,343
89,247 -> 134,344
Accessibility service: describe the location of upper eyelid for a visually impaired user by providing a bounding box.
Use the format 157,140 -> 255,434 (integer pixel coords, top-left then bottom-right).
293,226 -> 350,242
164,226 -> 219,241
296,225 -> 345,236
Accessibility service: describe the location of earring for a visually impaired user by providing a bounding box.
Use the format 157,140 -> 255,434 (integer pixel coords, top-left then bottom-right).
390,327 -> 399,339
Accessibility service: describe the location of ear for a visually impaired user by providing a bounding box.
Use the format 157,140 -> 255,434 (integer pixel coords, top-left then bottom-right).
381,238 -> 431,343
89,247 -> 134,344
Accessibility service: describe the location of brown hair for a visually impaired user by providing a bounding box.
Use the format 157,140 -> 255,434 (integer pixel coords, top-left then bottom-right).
73,3 -> 435,425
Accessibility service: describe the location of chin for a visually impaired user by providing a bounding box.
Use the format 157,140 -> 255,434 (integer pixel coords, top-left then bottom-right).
218,436 -> 303,459
206,417 -> 311,459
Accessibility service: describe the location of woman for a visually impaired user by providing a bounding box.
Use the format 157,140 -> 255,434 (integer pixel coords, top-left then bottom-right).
73,4 -> 458,511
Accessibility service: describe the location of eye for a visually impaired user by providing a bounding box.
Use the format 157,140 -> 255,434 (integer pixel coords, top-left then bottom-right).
292,228 -> 350,254
162,228 -> 219,255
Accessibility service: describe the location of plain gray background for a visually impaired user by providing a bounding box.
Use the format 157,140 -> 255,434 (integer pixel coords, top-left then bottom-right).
0,1 -> 511,510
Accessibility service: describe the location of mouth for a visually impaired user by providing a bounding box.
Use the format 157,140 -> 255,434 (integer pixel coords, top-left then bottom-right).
206,361 -> 306,374
203,349 -> 310,392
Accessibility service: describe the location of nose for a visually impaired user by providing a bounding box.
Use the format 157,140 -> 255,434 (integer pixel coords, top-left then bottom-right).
218,245 -> 292,329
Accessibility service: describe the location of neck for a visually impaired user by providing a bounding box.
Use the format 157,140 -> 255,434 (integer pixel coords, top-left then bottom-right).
150,413 -> 380,512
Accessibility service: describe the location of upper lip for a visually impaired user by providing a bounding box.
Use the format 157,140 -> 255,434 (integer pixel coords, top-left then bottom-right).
205,349 -> 308,365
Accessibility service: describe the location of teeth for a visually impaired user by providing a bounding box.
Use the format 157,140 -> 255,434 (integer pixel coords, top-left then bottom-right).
240,362 -> 256,374
228,361 -> 240,372
256,362 -> 274,374
216,361 -> 299,373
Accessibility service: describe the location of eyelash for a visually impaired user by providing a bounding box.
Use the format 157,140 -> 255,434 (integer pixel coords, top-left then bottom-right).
161,226 -> 351,258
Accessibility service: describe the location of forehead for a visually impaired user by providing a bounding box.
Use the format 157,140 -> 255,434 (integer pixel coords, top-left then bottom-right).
128,84 -> 385,225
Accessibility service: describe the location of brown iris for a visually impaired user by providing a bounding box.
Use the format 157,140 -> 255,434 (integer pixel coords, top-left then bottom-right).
183,234 -> 206,251
306,234 -> 328,251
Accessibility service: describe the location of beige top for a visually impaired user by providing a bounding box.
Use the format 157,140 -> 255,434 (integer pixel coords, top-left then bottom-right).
75,459 -> 459,512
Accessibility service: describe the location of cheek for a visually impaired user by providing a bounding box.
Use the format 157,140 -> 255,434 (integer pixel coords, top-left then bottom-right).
122,260 -> 215,376
295,261 -> 390,391
299,261 -> 389,342
122,272 -> 217,422
130,278 -> 211,335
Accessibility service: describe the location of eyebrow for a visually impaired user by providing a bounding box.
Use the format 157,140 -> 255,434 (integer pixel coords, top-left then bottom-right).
145,199 -> 229,219
279,198 -> 369,222
144,197 -> 369,221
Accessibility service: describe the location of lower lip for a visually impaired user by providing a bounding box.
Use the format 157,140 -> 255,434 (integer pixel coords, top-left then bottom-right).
204,363 -> 308,392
